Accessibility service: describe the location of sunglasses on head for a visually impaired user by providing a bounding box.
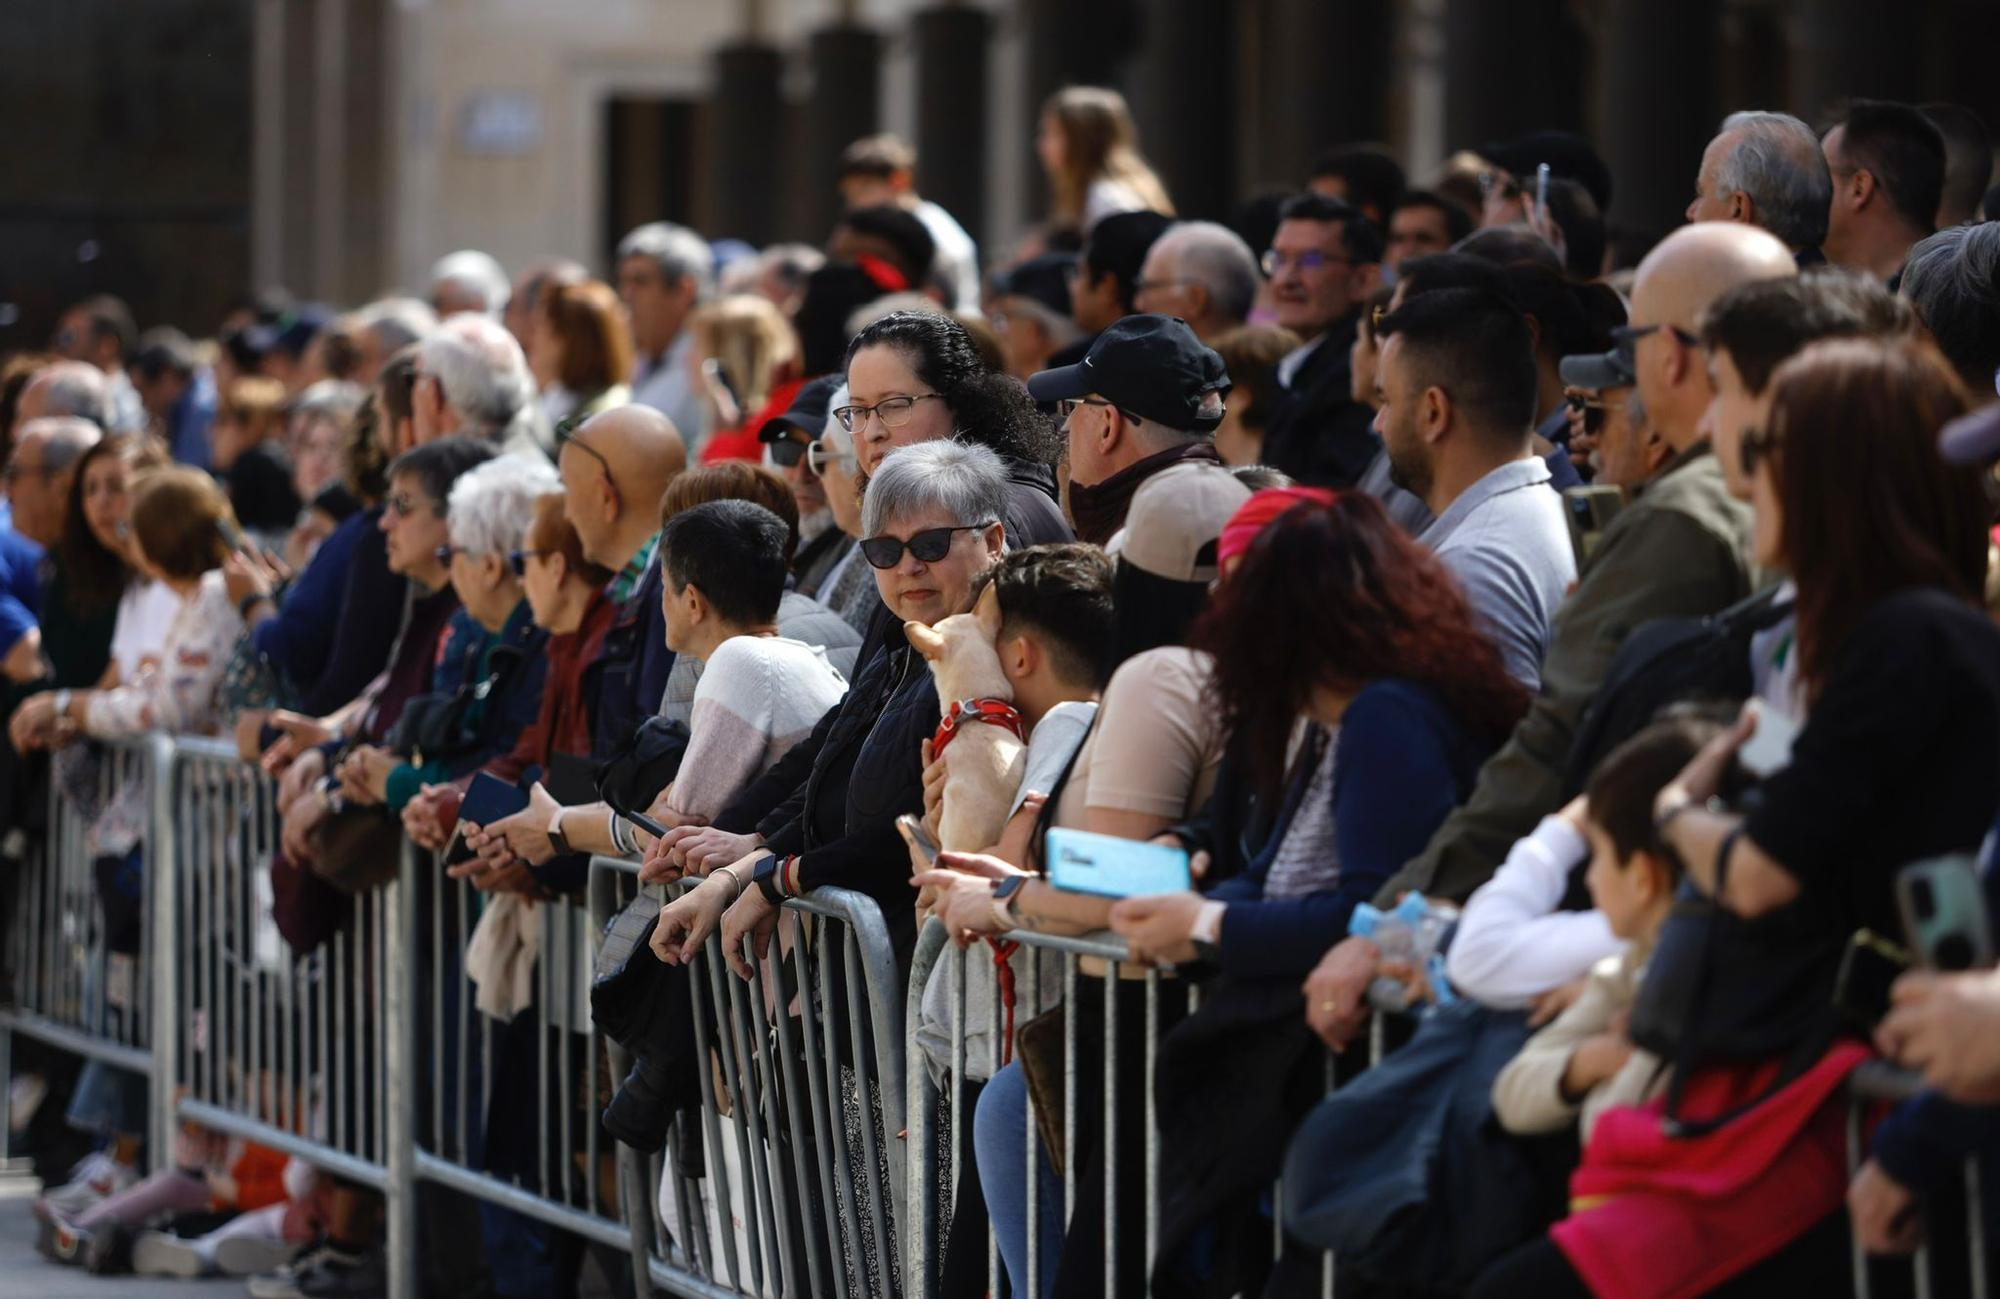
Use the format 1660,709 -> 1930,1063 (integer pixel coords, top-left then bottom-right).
859,523 -> 992,570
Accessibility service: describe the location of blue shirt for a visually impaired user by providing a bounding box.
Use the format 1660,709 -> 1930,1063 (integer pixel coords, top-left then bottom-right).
169,369 -> 217,472
0,527 -> 44,661
1420,457 -> 1576,690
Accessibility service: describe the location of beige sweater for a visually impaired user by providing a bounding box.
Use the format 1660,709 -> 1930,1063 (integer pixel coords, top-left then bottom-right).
1490,937 -> 1668,1145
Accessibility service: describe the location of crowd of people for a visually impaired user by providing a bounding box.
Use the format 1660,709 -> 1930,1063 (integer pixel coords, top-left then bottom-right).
4,78 -> 2000,1299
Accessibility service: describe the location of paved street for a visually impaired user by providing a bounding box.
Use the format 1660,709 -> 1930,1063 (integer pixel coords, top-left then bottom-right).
0,1174 -> 243,1297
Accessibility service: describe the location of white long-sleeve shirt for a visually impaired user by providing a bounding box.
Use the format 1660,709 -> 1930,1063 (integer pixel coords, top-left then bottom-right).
1446,813 -> 1623,1009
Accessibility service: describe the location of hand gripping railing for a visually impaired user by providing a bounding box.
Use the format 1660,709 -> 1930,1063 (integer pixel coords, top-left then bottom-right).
588,856 -> 909,1299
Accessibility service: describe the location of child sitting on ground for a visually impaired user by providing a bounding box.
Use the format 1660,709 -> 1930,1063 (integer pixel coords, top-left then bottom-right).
1490,715 -> 1726,1143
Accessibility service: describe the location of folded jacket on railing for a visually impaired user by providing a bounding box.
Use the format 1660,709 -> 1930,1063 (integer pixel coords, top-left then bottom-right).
466,892 -> 541,1021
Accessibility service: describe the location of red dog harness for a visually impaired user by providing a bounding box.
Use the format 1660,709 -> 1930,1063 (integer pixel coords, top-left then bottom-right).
930,697 -> 1026,758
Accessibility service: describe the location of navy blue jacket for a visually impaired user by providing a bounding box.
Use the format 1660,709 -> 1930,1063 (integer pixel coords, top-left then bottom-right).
587,553 -> 675,761
256,506 -> 408,715
1207,679 -> 1497,980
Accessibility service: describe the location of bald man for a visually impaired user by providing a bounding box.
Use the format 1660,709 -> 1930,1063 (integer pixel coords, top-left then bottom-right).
1305,224 -> 1789,1049
463,403 -> 690,875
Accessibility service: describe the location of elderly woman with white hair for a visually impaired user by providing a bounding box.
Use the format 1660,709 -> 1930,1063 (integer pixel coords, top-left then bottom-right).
334,453 -> 559,814
648,438 -> 1009,969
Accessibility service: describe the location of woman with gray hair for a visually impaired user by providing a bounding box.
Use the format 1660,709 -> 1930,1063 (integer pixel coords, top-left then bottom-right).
333,453 -> 558,815
651,438 -> 1008,971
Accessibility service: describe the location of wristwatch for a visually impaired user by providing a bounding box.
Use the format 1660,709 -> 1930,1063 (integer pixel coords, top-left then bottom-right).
546,806 -> 571,857
989,874 -> 1029,931
752,853 -> 785,904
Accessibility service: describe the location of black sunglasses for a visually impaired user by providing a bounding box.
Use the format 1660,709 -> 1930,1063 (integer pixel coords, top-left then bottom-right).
1566,391 -> 1612,437
767,434 -> 807,468
859,523 -> 992,570
508,549 -> 547,577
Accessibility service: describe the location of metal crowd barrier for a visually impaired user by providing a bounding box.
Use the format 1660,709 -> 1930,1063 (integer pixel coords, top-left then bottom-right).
7,732 -> 1998,1299
590,856 -> 909,1299
1846,1060 -> 1991,1299
2,734 -> 169,1159
903,919 -> 1346,1299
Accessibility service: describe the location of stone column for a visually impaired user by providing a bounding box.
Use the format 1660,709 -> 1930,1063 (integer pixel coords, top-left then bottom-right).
1127,0 -> 1236,220
911,4 -> 991,245
1598,0 -> 1721,251
800,23 -> 882,244
708,41 -> 787,246
1442,0 -> 1585,152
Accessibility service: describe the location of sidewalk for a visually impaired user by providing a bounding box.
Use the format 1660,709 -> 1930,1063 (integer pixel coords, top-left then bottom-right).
0,1174 -> 244,1297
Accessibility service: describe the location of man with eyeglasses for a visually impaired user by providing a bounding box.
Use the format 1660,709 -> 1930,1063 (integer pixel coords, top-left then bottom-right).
754,374 -> 854,599
1308,222 -> 1793,1051
1131,221 -> 1259,342
1256,193 -> 1386,489
1025,314 -> 1229,545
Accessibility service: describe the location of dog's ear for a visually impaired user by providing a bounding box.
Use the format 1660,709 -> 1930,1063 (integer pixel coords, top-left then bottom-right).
905,621 -> 946,661
974,591 -> 1003,639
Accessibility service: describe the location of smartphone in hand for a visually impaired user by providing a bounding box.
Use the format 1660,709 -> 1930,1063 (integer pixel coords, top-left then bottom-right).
896,813 -> 940,868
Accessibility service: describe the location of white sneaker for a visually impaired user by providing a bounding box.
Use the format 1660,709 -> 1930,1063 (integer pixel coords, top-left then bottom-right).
32,1150 -> 136,1223
131,1229 -> 213,1278
213,1232 -> 299,1277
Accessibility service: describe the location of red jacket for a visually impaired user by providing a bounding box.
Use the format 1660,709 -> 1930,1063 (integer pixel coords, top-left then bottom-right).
698,376 -> 804,464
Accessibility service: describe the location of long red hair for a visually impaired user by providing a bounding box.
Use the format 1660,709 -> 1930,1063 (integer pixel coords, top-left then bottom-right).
1193,492 -> 1530,799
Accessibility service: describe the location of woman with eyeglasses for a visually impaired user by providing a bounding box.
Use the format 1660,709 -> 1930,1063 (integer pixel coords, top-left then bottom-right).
647,439 -> 1009,972
270,437 -> 493,867
329,454 -> 554,818
839,309 -> 1072,549
399,491 -> 616,862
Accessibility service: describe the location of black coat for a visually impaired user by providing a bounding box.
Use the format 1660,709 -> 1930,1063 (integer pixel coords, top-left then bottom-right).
762,612 -> 936,964
1259,321 -> 1383,489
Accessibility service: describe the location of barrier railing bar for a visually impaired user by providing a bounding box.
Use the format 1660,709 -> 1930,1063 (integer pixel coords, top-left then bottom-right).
178,1098 -> 388,1191
0,1011 -> 152,1075
795,913 -> 854,1299
412,1149 -> 632,1254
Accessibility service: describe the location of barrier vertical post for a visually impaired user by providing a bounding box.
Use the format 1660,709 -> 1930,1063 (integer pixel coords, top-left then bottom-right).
146,734 -> 179,1172
384,839 -> 418,1298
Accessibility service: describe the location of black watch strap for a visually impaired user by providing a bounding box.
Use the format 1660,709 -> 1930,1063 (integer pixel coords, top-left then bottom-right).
753,853 -> 784,904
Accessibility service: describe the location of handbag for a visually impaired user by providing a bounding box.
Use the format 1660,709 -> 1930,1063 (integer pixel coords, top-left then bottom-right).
1014,1005 -> 1068,1178
1626,829 -> 1846,1135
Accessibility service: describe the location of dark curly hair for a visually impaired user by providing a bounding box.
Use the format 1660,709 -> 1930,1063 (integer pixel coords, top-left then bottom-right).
1193,492 -> 1530,799
844,309 -> 1061,466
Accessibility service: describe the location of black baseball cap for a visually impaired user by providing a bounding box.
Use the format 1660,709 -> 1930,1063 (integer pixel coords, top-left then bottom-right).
1026,314 -> 1229,432
1559,336 -> 1639,392
758,374 -> 843,464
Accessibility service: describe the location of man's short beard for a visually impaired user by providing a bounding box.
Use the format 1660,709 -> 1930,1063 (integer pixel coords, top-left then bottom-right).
1385,443 -> 1431,502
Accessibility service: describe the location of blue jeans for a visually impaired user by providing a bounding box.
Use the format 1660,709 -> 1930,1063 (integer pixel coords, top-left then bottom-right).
973,1061 -> 1065,1299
